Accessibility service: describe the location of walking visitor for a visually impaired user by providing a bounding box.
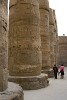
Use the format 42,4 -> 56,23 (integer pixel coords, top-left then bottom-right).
53,64 -> 58,79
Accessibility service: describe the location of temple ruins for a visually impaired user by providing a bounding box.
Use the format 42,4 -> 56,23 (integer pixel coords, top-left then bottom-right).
0,0 -> 66,98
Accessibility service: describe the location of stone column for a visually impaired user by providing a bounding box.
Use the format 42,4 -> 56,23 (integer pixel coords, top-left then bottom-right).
39,0 -> 53,78
56,34 -> 59,66
0,0 -> 8,92
39,0 -> 51,70
9,0 -> 49,90
0,1 -> 24,100
53,10 -> 57,65
49,8 -> 55,67
53,10 -> 59,66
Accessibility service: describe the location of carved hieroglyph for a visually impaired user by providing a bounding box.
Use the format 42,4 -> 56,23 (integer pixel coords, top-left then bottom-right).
39,0 -> 51,69
9,0 -> 42,76
0,0 -> 8,91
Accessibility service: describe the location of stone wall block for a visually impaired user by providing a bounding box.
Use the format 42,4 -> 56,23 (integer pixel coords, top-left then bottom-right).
59,36 -> 67,66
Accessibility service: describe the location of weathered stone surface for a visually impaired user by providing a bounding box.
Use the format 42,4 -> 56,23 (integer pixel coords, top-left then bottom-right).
0,82 -> 24,100
39,0 -> 51,70
39,0 -> 49,11
9,74 -> 49,90
0,1 -> 24,100
0,0 -> 8,91
49,8 -> 54,25
9,0 -> 42,76
58,36 -> 67,66
49,8 -> 55,67
53,10 -> 59,66
10,0 -> 39,7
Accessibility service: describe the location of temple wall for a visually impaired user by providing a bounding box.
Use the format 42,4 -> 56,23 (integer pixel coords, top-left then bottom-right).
58,36 -> 67,66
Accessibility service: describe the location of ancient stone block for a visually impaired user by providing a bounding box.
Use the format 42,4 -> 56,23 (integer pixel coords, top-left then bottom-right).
0,82 -> 24,100
9,74 -> 49,90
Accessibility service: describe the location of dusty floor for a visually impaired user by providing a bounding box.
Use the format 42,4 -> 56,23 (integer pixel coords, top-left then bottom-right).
24,67 -> 67,100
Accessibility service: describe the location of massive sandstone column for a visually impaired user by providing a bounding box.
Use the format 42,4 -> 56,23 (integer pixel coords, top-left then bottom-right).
0,0 -> 8,91
39,0 -> 53,78
53,10 -> 59,66
39,0 -> 51,70
53,10 -> 56,64
9,0 -> 49,90
49,8 -> 55,67
0,1 -> 24,100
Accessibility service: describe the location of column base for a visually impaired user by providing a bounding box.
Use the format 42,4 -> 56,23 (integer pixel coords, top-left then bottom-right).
9,74 -> 49,90
42,68 -> 54,78
0,82 -> 24,100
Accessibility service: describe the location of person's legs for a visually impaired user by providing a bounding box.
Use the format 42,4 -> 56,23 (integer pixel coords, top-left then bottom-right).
61,75 -> 63,79
60,71 -> 64,79
55,73 -> 57,79
62,75 -> 64,79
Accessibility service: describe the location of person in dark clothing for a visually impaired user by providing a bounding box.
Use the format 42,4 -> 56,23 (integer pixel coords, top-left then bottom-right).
53,64 -> 58,79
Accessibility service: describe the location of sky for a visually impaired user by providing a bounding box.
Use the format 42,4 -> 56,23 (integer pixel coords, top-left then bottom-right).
49,0 -> 67,36
8,0 -> 67,36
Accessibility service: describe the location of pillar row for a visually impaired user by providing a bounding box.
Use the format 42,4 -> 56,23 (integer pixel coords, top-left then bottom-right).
9,0 -> 49,90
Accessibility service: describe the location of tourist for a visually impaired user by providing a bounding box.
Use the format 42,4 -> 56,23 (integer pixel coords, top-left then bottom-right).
59,64 -> 64,79
53,64 -> 58,79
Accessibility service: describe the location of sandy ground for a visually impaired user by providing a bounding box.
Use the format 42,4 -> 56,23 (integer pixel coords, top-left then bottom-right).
24,67 -> 67,100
